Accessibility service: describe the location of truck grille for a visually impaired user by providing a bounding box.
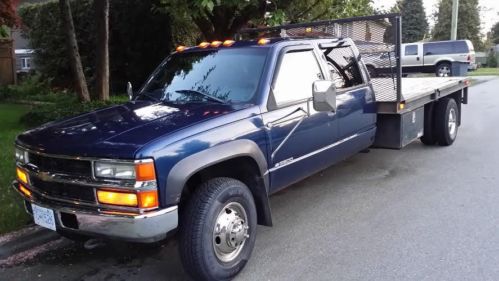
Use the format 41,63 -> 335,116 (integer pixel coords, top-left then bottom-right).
29,153 -> 92,177
31,177 -> 96,203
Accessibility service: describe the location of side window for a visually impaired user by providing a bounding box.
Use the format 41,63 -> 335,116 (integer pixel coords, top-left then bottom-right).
323,46 -> 363,89
454,41 -> 469,53
405,45 -> 418,56
424,42 -> 453,55
272,50 -> 322,106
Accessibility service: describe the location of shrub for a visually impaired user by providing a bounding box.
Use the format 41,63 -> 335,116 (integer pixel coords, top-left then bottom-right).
0,74 -> 62,102
20,95 -> 129,127
487,52 -> 498,68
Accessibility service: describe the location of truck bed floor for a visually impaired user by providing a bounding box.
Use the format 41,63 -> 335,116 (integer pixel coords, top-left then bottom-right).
372,77 -> 465,103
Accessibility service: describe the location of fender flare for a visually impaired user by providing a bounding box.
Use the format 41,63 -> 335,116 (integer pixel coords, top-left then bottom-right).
165,139 -> 273,226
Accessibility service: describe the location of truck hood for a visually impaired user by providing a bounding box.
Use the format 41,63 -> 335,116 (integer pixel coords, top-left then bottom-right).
16,101 -> 241,158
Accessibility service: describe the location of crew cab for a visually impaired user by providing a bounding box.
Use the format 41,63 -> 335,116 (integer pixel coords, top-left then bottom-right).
13,15 -> 470,280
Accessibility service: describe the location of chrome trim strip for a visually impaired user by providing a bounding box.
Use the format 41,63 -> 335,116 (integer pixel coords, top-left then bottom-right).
268,133 -> 360,173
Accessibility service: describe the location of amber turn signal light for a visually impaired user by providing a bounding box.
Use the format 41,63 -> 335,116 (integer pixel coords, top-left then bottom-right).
16,167 -> 28,184
19,184 -> 32,197
138,190 -> 159,209
97,190 -> 138,207
135,162 -> 156,182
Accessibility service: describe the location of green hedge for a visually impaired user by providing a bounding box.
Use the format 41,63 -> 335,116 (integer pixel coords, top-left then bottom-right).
20,95 -> 129,127
19,0 -> 199,94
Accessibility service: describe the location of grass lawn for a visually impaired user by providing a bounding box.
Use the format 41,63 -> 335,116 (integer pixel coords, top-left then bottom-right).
468,67 -> 499,76
0,103 -> 32,234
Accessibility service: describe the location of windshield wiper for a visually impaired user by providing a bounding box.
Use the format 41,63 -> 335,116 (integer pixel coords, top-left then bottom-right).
175,89 -> 228,104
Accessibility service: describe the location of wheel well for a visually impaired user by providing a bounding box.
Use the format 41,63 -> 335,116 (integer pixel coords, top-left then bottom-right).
436,60 -> 451,67
180,156 -> 272,226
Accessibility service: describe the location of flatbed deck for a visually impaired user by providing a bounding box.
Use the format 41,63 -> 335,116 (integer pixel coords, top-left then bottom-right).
372,77 -> 467,103
373,77 -> 469,114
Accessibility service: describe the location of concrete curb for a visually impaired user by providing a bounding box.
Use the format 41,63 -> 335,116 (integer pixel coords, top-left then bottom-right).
0,225 -> 60,260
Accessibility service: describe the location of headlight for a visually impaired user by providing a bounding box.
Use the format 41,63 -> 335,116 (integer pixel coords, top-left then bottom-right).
94,162 -> 136,180
15,148 -> 29,164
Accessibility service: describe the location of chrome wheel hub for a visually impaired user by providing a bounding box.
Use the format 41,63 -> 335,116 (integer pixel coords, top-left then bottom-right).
438,66 -> 451,77
213,202 -> 249,263
448,108 -> 457,139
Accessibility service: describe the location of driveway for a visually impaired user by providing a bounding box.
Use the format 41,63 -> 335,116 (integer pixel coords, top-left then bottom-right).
1,77 -> 499,281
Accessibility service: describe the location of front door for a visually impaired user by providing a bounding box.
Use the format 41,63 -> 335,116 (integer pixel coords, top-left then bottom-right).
262,47 -> 338,192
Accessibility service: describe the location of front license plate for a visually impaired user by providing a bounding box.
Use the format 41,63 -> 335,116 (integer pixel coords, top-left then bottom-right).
32,204 -> 56,231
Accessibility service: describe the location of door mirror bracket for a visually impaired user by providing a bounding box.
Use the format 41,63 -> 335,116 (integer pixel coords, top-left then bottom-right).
127,82 -> 133,100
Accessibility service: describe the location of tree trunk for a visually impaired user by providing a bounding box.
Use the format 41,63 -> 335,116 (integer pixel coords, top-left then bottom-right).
59,0 -> 90,102
95,0 -> 109,101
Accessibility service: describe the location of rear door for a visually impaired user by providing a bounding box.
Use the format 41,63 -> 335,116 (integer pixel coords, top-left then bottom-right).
402,44 -> 423,70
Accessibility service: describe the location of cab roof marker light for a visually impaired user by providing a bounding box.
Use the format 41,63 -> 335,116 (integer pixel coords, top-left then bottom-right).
176,45 -> 186,52
222,40 -> 235,47
198,42 -> 210,48
210,41 -> 222,47
257,38 -> 270,45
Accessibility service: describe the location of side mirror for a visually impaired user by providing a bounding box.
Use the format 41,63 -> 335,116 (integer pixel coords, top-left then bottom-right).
312,80 -> 336,112
126,82 -> 133,100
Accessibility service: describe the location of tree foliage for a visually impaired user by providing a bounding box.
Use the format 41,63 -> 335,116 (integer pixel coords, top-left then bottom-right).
0,0 -> 20,37
158,0 -> 373,40
487,51 -> 498,67
390,0 -> 428,43
432,0 -> 483,50
492,22 -> 499,45
0,0 -> 19,27
19,0 -> 182,93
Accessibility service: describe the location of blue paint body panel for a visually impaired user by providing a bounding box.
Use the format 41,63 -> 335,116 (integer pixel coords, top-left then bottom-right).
16,38 -> 377,208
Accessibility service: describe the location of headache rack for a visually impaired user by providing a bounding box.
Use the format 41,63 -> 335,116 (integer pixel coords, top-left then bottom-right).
237,13 -> 404,109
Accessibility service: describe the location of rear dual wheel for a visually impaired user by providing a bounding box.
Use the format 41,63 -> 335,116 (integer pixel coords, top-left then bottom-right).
421,97 -> 459,146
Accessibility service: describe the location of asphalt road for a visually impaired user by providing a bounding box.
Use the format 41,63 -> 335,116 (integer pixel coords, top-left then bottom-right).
1,77 -> 499,281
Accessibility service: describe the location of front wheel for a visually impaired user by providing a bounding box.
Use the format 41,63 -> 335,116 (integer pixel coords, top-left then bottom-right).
179,177 -> 257,281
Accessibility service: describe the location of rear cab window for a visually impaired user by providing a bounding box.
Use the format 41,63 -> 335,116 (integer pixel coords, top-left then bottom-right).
322,46 -> 364,90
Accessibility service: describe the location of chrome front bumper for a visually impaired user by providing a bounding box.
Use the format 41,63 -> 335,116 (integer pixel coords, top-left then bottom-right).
13,181 -> 178,243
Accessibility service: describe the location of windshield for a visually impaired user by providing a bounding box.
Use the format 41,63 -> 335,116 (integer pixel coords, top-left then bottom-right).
137,48 -> 268,104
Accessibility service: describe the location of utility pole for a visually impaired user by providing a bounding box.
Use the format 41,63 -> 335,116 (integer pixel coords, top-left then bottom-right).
451,0 -> 459,40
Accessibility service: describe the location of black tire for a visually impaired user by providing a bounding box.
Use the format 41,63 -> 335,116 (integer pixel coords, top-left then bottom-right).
179,177 -> 257,281
420,102 -> 437,145
434,98 -> 459,146
435,62 -> 451,77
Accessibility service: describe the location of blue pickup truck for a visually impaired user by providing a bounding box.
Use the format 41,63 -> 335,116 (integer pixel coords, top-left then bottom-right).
13,15 -> 469,280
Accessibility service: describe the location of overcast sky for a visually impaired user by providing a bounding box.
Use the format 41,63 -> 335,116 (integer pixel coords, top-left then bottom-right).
372,0 -> 499,34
